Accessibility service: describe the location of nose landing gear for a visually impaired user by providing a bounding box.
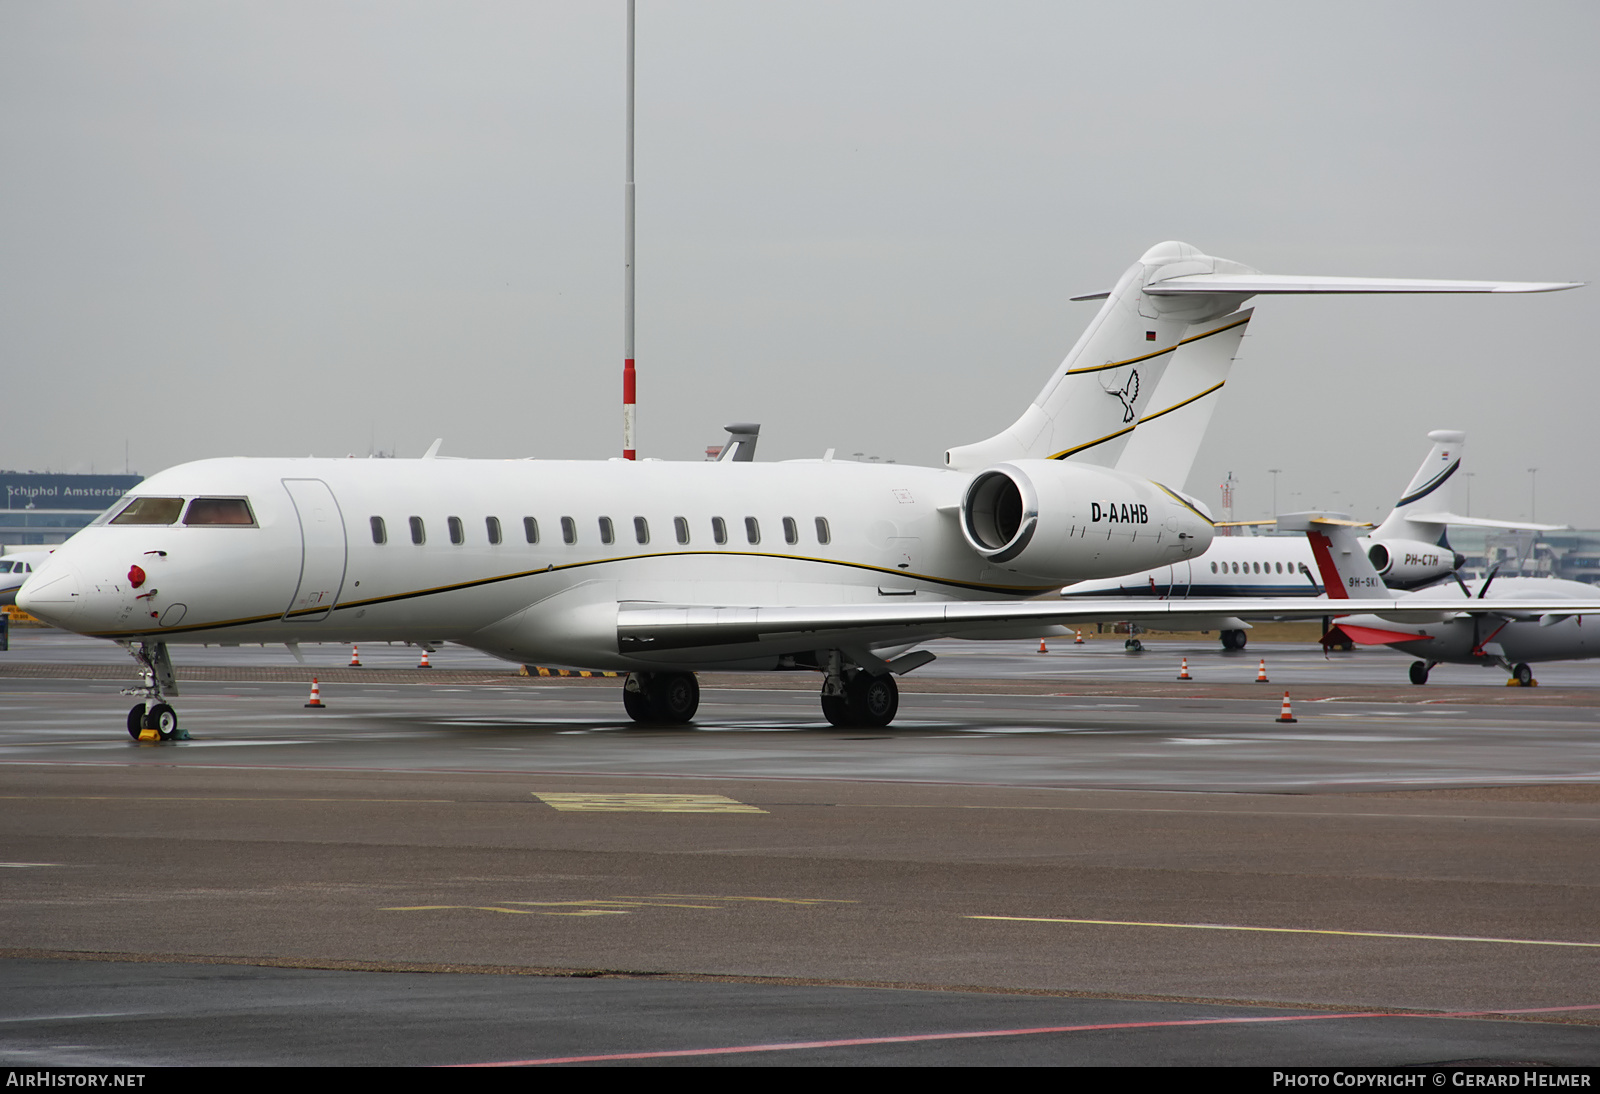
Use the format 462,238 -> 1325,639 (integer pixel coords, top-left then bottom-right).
121,641 -> 187,740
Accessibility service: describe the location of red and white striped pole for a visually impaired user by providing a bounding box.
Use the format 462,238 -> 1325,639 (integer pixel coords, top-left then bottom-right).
621,0 -> 637,460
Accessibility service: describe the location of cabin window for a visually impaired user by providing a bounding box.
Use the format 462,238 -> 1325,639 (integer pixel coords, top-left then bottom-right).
486,516 -> 502,545
712,517 -> 727,545
1252,562 -> 1259,574
448,517 -> 464,545
409,516 -> 426,545
523,517 -> 539,544
674,516 -> 690,545
184,498 -> 256,526
110,498 -> 184,525
1211,561 -> 1217,573
1232,562 -> 1239,574
744,517 -> 760,545
634,516 -> 649,545
1275,562 -> 1282,574
598,516 -> 615,545
370,517 -> 387,545
815,517 -> 831,545
782,517 -> 798,545
561,516 -> 577,544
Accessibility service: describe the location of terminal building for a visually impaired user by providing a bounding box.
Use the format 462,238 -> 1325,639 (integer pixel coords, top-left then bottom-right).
1,471 -> 144,551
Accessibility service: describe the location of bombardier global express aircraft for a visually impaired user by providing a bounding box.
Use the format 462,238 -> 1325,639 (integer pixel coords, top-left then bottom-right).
17,242 -> 1590,737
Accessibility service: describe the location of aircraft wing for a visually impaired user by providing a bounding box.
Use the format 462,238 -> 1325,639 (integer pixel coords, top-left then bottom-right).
616,595 -> 1600,657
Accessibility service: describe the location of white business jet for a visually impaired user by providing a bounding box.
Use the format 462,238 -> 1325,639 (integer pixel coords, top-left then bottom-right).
16,242 -> 1585,738
0,551 -> 52,608
1061,430 -> 1565,648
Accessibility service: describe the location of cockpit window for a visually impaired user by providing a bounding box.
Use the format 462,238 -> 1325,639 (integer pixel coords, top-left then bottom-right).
0,562 -> 11,573
110,497 -> 185,525
183,498 -> 256,526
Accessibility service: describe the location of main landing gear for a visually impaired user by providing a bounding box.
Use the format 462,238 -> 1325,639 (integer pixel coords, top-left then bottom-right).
121,641 -> 187,740
1409,660 -> 1432,685
1220,629 -> 1248,651
819,650 -> 902,728
623,671 -> 701,724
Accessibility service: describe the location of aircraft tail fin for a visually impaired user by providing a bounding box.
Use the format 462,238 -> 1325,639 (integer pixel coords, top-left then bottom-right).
1113,307 -> 1253,487
1370,430 -> 1464,545
945,241 -> 1259,473
945,247 -> 1579,479
1279,512 -> 1388,600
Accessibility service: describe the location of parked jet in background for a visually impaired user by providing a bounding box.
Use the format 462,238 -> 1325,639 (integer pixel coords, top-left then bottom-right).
1286,513 -> 1596,685
0,551 -> 51,607
17,242 -> 1584,737
1060,430 -> 1565,648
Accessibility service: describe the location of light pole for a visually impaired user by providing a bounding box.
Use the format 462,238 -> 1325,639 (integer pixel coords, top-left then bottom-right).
1268,468 -> 1281,520
1463,472 -> 1475,517
1528,467 -> 1538,522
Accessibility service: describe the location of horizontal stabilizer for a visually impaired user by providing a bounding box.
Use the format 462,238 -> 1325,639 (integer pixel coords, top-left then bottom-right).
1406,512 -> 1568,532
1146,275 -> 1582,295
1332,623 -> 1428,646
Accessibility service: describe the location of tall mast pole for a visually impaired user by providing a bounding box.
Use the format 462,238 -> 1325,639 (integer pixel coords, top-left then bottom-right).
622,0 -> 637,459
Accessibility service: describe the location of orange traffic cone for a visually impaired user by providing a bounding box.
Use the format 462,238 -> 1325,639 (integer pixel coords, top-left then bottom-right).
1073,630 -> 1084,645
1256,658 -> 1269,683
1038,638 -> 1049,653
349,645 -> 362,668
417,649 -> 431,669
1177,657 -> 1192,681
1276,691 -> 1297,723
304,678 -> 326,709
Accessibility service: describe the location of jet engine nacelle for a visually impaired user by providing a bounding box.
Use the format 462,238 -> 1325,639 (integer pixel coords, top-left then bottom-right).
1366,538 -> 1466,590
959,459 -> 1213,583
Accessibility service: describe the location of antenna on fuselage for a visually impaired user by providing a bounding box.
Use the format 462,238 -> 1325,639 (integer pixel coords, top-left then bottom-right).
621,0 -> 637,460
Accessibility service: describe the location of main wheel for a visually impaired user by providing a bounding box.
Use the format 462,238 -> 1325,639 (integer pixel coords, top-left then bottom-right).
820,692 -> 850,727
1409,660 -> 1430,686
649,672 -> 700,723
144,703 -> 178,741
127,705 -> 146,740
1513,663 -> 1534,687
622,676 -> 653,722
847,673 -> 899,728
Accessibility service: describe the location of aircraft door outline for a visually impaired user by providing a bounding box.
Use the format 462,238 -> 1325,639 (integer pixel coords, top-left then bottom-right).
281,478 -> 348,622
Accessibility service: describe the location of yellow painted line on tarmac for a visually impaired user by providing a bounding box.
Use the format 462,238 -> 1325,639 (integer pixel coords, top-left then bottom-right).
533,792 -> 766,813
500,900 -> 727,910
384,905 -> 631,917
964,915 -> 1600,948
651,894 -> 857,905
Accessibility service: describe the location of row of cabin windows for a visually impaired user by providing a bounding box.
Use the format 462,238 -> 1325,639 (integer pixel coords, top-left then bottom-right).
370,514 -> 832,549
1210,560 -> 1308,575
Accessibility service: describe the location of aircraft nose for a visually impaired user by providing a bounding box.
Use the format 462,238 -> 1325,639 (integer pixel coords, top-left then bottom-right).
16,562 -> 81,627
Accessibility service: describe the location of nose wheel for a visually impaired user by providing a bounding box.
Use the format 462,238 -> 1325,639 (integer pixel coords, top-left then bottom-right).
120,641 -> 187,740
127,702 -> 180,741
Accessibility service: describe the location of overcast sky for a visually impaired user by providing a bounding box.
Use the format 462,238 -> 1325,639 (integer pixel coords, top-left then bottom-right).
2,1 -> 1595,525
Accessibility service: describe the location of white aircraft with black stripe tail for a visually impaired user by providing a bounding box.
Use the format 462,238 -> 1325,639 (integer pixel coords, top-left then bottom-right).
16,242 -> 1586,737
1059,430 -> 1565,649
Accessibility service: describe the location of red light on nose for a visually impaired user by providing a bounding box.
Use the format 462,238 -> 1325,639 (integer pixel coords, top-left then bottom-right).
128,565 -> 146,588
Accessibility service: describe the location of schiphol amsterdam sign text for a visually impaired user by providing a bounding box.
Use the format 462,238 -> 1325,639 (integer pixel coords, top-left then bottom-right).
1,474 -> 142,511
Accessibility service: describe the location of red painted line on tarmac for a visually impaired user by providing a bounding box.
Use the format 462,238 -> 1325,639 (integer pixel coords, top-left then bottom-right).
447,1002 -> 1600,1066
